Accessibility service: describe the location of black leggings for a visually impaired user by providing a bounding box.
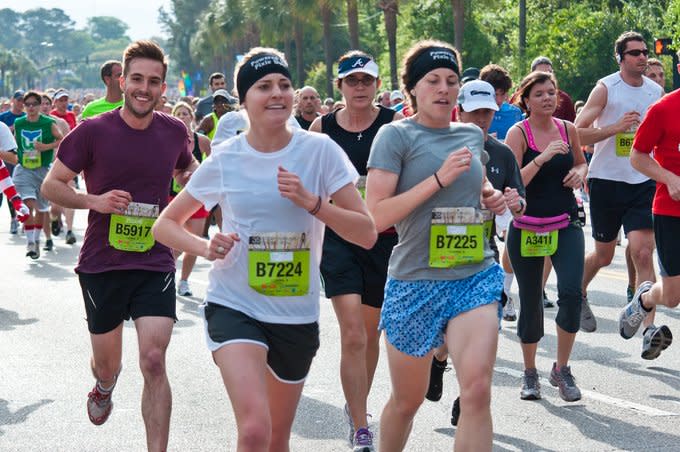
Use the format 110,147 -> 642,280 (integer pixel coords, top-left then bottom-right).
507,222 -> 584,343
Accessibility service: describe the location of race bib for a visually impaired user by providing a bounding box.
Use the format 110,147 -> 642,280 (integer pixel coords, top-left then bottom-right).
248,232 -> 310,296
481,209 -> 494,241
520,229 -> 558,257
108,202 -> 159,252
615,132 -> 635,157
356,176 -> 366,199
22,150 -> 41,169
172,178 -> 183,194
429,207 -> 485,268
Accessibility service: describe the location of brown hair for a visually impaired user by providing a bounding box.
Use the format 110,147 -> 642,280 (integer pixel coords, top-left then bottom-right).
480,64 -> 513,94
23,91 -> 42,104
100,60 -> 121,83
513,71 -> 558,116
400,39 -> 461,114
614,31 -> 645,61
122,40 -> 168,81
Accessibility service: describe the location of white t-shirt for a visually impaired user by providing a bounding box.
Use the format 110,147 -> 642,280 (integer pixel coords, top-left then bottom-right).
590,72 -> 663,184
185,128 -> 358,324
0,122 -> 17,151
212,109 -> 301,147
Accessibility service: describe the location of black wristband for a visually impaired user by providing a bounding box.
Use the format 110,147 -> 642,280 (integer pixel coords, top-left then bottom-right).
308,195 -> 322,215
433,172 -> 444,189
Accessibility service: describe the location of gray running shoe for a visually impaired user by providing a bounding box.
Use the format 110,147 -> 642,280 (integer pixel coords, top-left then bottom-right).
65,230 -> 76,245
520,368 -> 541,400
43,239 -> 53,251
177,279 -> 193,297
10,217 -> 18,234
619,281 -> 653,339
549,363 -> 581,402
641,325 -> 673,360
343,403 -> 355,446
580,295 -> 597,333
352,427 -> 374,452
542,290 -> 555,308
503,296 -> 517,322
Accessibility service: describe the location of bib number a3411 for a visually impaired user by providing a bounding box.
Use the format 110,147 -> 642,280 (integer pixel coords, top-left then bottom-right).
520,229 -> 558,257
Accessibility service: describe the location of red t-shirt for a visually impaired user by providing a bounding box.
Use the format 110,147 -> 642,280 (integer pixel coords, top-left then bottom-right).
51,109 -> 76,130
633,89 -> 680,218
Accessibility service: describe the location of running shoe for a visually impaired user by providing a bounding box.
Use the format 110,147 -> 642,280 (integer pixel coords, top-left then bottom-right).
87,365 -> 121,426
425,356 -> 448,402
177,279 -> 192,297
580,295 -> 597,333
520,368 -> 541,400
26,242 -> 39,259
626,285 -> 634,304
450,396 -> 460,426
51,218 -> 62,236
542,290 -> 555,308
43,239 -> 54,251
10,217 -> 18,234
549,363 -> 581,402
65,230 -> 76,245
503,296 -> 517,322
619,281 -> 653,339
352,427 -> 374,452
641,324 -> 673,360
343,403 -> 355,446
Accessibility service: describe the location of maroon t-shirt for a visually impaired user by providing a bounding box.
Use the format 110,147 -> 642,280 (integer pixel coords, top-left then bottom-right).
57,109 -> 192,274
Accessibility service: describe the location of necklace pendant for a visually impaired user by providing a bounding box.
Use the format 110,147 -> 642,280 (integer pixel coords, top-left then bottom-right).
357,132 -> 362,141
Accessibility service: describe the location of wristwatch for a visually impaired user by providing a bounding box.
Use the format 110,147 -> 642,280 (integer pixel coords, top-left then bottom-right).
514,198 -> 526,214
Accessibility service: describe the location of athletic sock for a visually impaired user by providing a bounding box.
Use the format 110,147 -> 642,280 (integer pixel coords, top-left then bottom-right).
503,272 -> 513,295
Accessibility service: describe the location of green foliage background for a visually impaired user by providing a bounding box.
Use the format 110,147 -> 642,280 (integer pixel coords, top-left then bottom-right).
1,0 -> 679,100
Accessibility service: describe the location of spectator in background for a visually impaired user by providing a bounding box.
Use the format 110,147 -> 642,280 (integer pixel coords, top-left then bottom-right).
377,90 -> 391,108
530,56 -> 576,122
80,61 -> 123,119
195,72 -> 226,121
480,64 -> 523,141
645,58 -> 665,91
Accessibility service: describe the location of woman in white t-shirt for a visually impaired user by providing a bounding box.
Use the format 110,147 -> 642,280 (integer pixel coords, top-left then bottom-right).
152,48 -> 377,451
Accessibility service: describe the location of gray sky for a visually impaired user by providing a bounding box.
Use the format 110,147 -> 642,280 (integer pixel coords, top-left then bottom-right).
13,0 -> 172,41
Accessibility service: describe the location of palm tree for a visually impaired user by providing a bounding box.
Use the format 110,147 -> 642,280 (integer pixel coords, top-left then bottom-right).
378,0 -> 399,89
347,0 -> 360,48
451,0 -> 464,52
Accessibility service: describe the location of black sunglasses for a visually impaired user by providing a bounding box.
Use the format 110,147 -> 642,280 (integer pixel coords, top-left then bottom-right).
623,49 -> 649,57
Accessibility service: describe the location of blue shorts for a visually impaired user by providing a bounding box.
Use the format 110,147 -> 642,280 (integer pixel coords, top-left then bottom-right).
379,264 -> 503,357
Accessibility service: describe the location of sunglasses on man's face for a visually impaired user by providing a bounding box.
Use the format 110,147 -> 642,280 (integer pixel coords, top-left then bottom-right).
24,102 -> 40,107
623,49 -> 649,57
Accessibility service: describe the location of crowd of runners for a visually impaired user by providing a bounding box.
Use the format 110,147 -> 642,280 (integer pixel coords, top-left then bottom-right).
1,30 -> 679,452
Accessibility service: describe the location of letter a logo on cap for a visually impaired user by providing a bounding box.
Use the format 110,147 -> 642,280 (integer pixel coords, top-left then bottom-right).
352,58 -> 364,67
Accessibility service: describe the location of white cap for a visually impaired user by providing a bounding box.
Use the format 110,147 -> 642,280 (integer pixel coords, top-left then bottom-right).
457,80 -> 498,112
54,90 -> 69,100
390,90 -> 404,102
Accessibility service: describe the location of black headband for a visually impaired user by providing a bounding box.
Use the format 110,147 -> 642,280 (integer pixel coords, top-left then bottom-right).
407,47 -> 460,90
236,53 -> 292,103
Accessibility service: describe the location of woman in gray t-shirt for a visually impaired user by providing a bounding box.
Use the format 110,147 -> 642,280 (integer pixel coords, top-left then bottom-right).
366,40 -> 509,451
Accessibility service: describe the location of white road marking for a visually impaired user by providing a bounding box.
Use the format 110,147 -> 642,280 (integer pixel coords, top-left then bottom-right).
495,366 -> 679,417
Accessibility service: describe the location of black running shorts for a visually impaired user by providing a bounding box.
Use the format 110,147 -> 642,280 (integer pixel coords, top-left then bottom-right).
654,214 -> 680,277
588,178 -> 654,242
320,229 -> 397,308
203,303 -> 320,384
78,270 -> 177,334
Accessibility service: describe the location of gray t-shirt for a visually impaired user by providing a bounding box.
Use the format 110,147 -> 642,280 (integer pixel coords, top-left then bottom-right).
367,118 -> 495,281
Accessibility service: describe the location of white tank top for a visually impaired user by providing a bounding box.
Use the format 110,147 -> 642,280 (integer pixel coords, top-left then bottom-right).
589,72 -> 662,184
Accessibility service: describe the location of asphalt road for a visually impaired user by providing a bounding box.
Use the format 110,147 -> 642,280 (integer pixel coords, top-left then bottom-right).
1,208 -> 679,451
